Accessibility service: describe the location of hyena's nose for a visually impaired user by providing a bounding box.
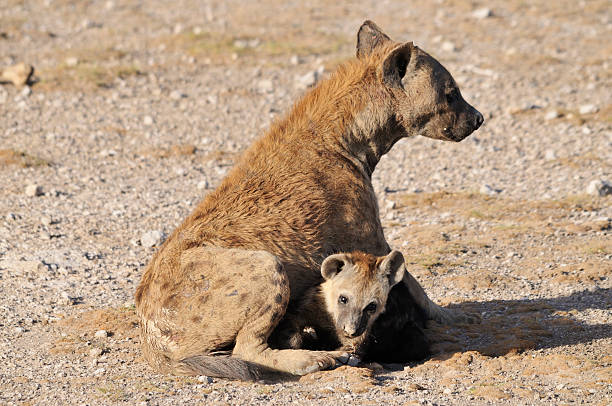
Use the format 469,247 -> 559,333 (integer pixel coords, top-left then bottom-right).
474,110 -> 484,129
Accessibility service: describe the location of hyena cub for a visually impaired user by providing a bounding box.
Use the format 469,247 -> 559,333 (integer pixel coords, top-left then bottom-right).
271,250 -> 406,359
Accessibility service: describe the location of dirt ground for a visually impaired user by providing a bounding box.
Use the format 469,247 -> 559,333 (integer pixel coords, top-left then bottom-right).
0,0 -> 610,404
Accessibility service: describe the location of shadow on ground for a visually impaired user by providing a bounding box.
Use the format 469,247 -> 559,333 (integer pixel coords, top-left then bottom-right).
427,287 -> 611,358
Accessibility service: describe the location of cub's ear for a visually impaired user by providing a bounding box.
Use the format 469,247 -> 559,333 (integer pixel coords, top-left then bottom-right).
321,254 -> 350,280
356,20 -> 392,58
378,250 -> 405,286
381,42 -> 414,88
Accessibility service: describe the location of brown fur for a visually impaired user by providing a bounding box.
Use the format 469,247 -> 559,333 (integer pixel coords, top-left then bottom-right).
270,251 -> 405,358
135,20 -> 482,380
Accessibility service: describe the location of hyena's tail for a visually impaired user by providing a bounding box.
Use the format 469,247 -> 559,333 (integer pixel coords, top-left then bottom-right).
175,354 -> 266,381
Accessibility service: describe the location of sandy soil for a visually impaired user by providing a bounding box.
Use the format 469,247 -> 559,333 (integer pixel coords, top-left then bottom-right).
0,0 -> 610,404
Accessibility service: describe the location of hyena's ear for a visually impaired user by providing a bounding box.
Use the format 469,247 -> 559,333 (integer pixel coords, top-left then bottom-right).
321,254 -> 350,280
356,20 -> 392,58
378,250 -> 405,286
381,42 -> 414,88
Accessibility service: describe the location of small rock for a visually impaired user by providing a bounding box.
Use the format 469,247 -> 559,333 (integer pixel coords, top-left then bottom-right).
544,149 -> 557,161
93,367 -> 106,376
94,330 -> 108,339
472,8 -> 493,19
257,79 -> 274,94
206,94 -> 218,105
441,41 -> 456,52
143,115 -> 154,126
20,86 -> 32,97
89,347 -> 103,357
295,67 -> 324,90
60,291 -> 77,305
544,110 -> 560,120
581,126 -> 592,135
586,179 -> 612,196
141,230 -> 165,248
170,90 -> 185,100
443,388 -> 452,395
579,104 -> 598,115
385,200 -> 396,210
0,62 -> 34,86
480,184 -> 501,195
65,57 -> 79,67
290,55 -> 301,65
197,180 -> 209,190
14,327 -> 24,333
40,216 -> 52,226
198,375 -> 213,384
25,184 -> 43,197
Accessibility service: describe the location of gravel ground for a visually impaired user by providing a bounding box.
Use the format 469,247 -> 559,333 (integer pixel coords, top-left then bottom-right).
1,0 -> 610,404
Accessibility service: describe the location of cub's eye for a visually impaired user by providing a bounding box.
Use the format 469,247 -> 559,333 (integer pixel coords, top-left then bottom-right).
338,295 -> 348,305
364,302 -> 377,313
446,88 -> 458,104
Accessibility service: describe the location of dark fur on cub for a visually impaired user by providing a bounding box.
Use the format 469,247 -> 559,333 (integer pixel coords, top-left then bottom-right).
271,250 -> 428,361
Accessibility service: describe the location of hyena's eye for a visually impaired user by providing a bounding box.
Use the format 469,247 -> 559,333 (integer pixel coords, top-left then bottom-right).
338,295 -> 348,305
446,88 -> 459,104
364,302 -> 377,313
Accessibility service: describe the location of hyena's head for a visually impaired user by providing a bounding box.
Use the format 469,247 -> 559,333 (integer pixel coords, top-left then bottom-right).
320,250 -> 405,343
358,20 -> 483,142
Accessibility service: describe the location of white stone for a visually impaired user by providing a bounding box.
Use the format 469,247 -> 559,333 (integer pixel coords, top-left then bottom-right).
197,180 -> 209,190
586,179 -> 612,196
472,8 -> 493,19
544,110 -> 560,120
89,347 -> 103,357
25,184 -> 43,197
170,90 -> 185,100
480,184 -> 500,195
443,388 -> 452,395
290,55 -> 300,65
141,230 -> 164,247
579,104 -> 598,115
20,86 -> 32,97
441,41 -> 456,52
544,149 -> 557,161
257,79 -> 274,94
94,329 -> 108,338
65,57 -> 79,67
143,115 -> 154,126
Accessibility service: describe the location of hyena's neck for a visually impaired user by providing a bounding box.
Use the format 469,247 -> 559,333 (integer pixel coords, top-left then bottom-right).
340,112 -> 406,178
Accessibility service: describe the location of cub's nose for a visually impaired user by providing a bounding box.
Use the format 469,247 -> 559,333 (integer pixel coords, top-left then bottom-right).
474,111 -> 484,129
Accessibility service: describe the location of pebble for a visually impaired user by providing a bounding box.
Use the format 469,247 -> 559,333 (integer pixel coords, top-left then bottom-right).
480,184 -> 501,195
472,8 -> 493,19
89,347 -> 103,357
25,184 -> 43,197
586,179 -> 612,196
544,149 -> 557,161
65,57 -> 79,67
170,90 -> 186,100
441,41 -> 456,52
141,230 -> 165,247
143,115 -> 154,126
290,55 -> 301,65
257,79 -> 274,94
0,62 -> 33,86
545,110 -> 560,120
198,375 -> 213,384
443,388 -> 452,395
579,104 -> 598,115
94,330 -> 108,338
60,291 -> 77,305
197,180 -> 209,190
20,86 -> 32,97
295,67 -> 324,90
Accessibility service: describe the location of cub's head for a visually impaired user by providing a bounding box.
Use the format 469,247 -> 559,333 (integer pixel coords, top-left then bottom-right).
320,250 -> 405,344
357,20 -> 483,142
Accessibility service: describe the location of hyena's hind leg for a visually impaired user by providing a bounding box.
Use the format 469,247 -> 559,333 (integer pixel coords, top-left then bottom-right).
228,252 -> 350,375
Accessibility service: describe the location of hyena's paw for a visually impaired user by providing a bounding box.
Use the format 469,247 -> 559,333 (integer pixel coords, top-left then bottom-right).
289,350 -> 350,376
